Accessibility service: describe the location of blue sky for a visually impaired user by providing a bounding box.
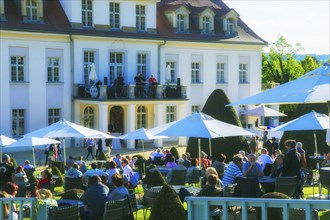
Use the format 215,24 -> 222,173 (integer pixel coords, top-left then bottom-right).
223,0 -> 330,55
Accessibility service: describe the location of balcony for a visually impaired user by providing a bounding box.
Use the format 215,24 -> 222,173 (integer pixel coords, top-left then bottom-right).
73,84 -> 187,101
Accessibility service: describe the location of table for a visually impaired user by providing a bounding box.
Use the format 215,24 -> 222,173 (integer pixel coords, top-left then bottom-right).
149,167 -> 171,175
57,199 -> 83,207
151,185 -> 201,194
258,176 -> 276,193
111,133 -> 122,149
258,176 -> 275,183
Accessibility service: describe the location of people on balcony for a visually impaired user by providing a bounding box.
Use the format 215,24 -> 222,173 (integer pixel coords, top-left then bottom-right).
134,73 -> 145,97
148,74 -> 158,97
116,74 -> 125,97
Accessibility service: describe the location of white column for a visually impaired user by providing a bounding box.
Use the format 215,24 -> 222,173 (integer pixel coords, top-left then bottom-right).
126,104 -> 136,149
153,104 -> 164,147
177,103 -> 187,146
73,101 -> 81,124
98,103 -> 108,149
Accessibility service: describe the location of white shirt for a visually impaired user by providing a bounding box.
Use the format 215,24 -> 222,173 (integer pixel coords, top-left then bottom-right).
122,165 -> 133,175
258,154 -> 274,171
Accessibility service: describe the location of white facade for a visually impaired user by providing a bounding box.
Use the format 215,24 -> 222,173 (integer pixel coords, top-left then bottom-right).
0,0 -> 266,149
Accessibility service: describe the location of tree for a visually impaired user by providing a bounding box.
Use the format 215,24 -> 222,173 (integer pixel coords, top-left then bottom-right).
262,35 -> 305,85
186,89 -> 248,162
300,55 -> 321,73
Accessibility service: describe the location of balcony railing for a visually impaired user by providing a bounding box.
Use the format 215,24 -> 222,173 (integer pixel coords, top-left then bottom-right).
74,84 -> 187,100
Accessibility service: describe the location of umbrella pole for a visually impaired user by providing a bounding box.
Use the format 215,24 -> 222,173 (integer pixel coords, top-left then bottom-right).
62,138 -> 67,166
0,146 -> 2,162
198,138 -> 201,169
32,146 -> 36,167
208,138 -> 212,158
314,131 -> 323,197
142,140 -> 145,175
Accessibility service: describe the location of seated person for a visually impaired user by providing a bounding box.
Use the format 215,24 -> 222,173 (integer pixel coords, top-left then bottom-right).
182,154 -> 191,168
79,161 -> 88,173
201,167 -> 222,187
163,150 -> 173,165
134,73 -> 144,97
65,163 -> 83,178
37,170 -> 53,189
106,161 -> 119,187
108,174 -> 129,201
125,156 -> 137,170
238,150 -> 248,162
36,188 -> 58,207
14,166 -> 28,185
321,152 -> 330,167
166,156 -> 177,168
150,148 -> 164,162
121,158 -> 133,175
201,151 -> 211,169
222,154 -> 243,187
82,175 -> 109,220
83,163 -> 107,184
211,153 -> 227,179
23,160 -> 34,169
113,154 -> 122,169
199,174 -> 222,196
0,191 -> 18,220
185,158 -> 201,183
66,156 -> 75,168
166,158 -> 187,183
243,154 -> 263,178
258,148 -> 274,171
270,154 -> 284,178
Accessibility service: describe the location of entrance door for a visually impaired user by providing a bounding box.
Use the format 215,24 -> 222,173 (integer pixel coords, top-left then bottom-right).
109,106 -> 124,133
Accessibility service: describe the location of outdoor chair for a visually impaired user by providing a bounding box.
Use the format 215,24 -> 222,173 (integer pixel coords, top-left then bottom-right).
168,170 -> 187,185
275,176 -> 297,198
48,204 -> 79,220
143,187 -> 161,216
24,168 -> 35,178
289,208 -> 320,220
187,169 -> 202,186
103,198 -> 127,220
127,192 -> 145,220
153,156 -> 163,166
319,167 -> 330,198
234,177 -> 263,198
263,163 -> 273,176
64,177 -> 83,191
41,182 -> 55,194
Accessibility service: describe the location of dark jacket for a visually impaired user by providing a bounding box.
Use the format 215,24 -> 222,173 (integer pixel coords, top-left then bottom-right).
282,148 -> 301,177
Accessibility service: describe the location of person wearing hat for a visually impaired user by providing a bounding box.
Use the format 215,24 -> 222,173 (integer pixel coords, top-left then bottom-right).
23,160 -> 34,169
0,154 -> 15,188
165,157 -> 187,183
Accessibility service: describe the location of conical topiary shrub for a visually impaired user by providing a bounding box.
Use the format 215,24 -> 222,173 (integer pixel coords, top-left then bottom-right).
10,157 -> 18,167
51,166 -> 64,187
170,147 -> 180,160
148,170 -> 166,188
149,184 -> 187,220
52,160 -> 65,174
279,103 -> 329,168
133,154 -> 148,175
96,151 -> 107,160
256,192 -> 290,220
61,189 -> 85,201
187,89 -> 249,161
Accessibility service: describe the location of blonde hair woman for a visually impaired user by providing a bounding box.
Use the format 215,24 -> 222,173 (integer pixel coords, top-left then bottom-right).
202,167 -> 223,189
35,188 -> 58,207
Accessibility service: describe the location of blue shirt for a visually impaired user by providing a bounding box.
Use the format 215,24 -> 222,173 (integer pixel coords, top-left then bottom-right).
222,163 -> 243,186
242,162 -> 262,177
108,185 -> 129,201
83,183 -> 109,220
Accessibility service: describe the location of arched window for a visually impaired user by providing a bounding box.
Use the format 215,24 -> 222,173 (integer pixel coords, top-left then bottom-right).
202,16 -> 211,34
83,106 -> 95,128
176,14 -> 185,32
136,106 -> 147,129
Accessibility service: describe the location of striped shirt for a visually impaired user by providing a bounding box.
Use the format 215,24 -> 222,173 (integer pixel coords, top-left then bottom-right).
222,162 -> 243,186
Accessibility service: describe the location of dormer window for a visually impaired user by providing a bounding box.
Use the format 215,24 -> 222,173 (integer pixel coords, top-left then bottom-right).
26,0 -> 37,21
199,8 -> 215,35
176,14 -> 186,32
82,0 -> 93,27
223,9 -> 238,37
136,5 -> 146,31
202,16 -> 211,34
227,18 -> 234,35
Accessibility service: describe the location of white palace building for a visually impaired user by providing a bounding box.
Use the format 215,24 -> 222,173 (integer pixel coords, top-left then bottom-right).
0,0 -> 266,149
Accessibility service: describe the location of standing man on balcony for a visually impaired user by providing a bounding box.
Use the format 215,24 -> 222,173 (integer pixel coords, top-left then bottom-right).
134,73 -> 144,97
116,74 -> 125,97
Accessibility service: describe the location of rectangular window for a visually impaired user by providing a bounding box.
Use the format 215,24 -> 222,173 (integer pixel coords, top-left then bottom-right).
192,105 -> 200,114
11,56 -> 24,81
202,16 -> 211,34
191,62 -> 200,83
84,51 -> 95,84
217,63 -> 225,83
48,108 -> 60,125
109,52 -> 124,83
136,5 -> 146,31
166,106 -> 176,123
109,2 -> 120,29
166,62 -> 176,83
26,0 -> 38,21
82,0 -> 93,27
12,109 -> 25,136
47,58 -> 60,82
136,106 -> 147,129
137,53 -> 147,79
176,14 -> 185,32
239,63 -> 248,83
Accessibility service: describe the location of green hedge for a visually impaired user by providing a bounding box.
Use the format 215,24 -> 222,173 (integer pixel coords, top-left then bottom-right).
256,192 -> 290,220
51,166 -> 64,187
52,161 -> 65,174
170,147 -> 180,160
61,189 -> 85,201
187,89 -> 249,162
